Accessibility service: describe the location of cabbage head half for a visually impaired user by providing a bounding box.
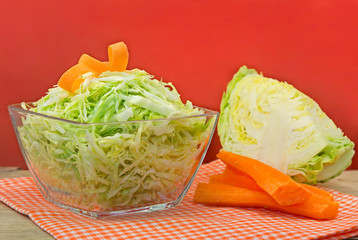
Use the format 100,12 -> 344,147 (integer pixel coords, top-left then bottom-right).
218,66 -> 355,184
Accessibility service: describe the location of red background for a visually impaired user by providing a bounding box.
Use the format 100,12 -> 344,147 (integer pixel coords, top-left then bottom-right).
1,0 -> 357,169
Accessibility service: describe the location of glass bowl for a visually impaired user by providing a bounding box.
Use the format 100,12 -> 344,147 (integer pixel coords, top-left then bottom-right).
8,103 -> 218,218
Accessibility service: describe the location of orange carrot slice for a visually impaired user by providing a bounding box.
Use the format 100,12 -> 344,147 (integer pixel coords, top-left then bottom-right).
211,167 -> 333,201
226,166 -> 334,201
224,165 -> 251,177
217,150 -> 312,205
209,173 -> 262,192
58,42 -> 129,92
194,183 -> 339,220
78,54 -> 110,73
70,77 -> 86,93
108,42 -> 129,71
58,63 -> 93,92
301,184 -> 334,201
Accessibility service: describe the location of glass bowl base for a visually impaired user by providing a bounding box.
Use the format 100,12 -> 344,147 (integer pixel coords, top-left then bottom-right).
46,197 -> 180,219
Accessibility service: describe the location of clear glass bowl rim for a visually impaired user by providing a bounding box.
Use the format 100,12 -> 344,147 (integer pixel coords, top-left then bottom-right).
8,102 -> 219,126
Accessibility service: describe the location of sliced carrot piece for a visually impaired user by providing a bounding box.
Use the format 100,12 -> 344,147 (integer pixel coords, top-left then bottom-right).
301,184 -> 334,201
217,150 -> 312,205
210,167 -> 333,201
224,165 -> 250,177
209,173 -> 262,192
108,42 -> 129,71
71,77 -> 86,93
225,166 -> 333,200
194,183 -> 339,220
58,63 -> 93,92
78,54 -> 110,73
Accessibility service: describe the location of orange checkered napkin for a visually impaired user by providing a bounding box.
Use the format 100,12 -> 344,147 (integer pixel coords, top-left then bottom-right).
0,160 -> 358,240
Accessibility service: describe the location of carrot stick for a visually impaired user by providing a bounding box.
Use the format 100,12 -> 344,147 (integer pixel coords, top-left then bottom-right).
209,173 -> 262,192
217,150 -> 312,205
78,54 -> 110,73
301,184 -> 334,201
194,183 -> 339,220
216,166 -> 334,201
58,63 -> 94,92
108,42 -> 129,71
224,165 -> 250,177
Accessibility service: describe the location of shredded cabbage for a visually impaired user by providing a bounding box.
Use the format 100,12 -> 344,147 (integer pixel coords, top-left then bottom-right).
19,69 -> 213,209
218,66 -> 355,184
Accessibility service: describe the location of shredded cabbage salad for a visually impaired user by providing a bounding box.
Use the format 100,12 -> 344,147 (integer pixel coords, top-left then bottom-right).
19,69 -> 213,209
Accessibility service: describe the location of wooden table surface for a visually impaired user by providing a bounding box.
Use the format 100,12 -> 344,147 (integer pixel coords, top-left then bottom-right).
0,167 -> 357,240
